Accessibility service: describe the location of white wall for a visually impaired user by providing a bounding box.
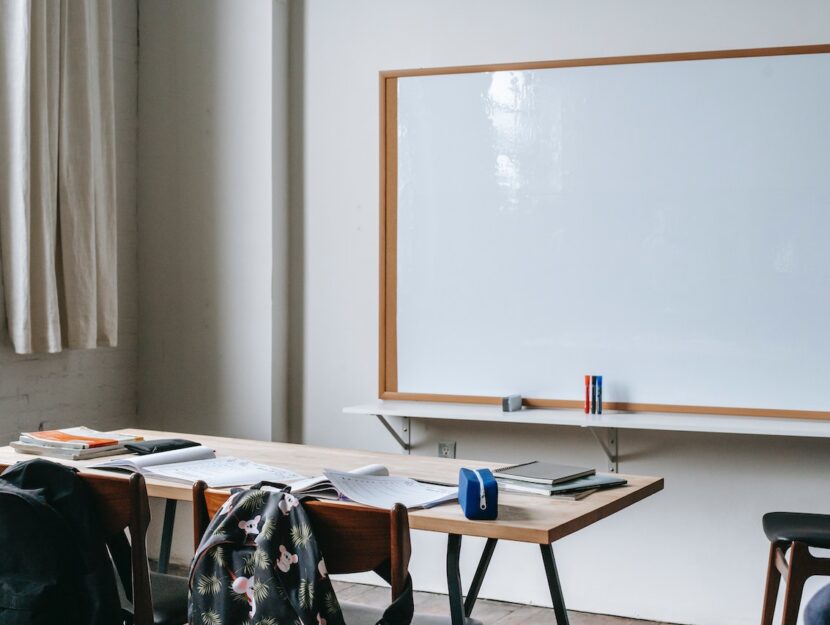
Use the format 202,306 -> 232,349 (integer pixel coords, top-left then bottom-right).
300,2 -> 830,624
0,0 -> 138,445
136,0 -> 293,569
137,0 -> 282,441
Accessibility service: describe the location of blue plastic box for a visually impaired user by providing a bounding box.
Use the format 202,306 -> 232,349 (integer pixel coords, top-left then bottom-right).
458,467 -> 498,520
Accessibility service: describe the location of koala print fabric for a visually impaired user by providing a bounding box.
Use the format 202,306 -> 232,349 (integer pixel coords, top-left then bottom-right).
188,487 -> 345,625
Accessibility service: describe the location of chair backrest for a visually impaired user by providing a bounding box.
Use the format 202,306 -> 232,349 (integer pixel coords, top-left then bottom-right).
0,463 -> 153,625
192,481 -> 412,599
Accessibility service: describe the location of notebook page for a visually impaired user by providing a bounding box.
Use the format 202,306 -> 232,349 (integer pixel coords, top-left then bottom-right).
323,469 -> 457,510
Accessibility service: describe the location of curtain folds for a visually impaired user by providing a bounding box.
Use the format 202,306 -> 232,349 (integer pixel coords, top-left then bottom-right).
0,0 -> 117,354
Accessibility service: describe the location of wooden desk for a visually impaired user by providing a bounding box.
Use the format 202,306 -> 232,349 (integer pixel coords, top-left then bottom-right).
0,429 -> 663,625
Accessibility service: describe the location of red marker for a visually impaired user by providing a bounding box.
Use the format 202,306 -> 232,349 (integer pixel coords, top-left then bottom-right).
584,375 -> 590,414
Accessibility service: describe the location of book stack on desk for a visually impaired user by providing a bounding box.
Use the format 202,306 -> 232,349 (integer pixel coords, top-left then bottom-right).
494,461 -> 627,499
11,427 -> 142,460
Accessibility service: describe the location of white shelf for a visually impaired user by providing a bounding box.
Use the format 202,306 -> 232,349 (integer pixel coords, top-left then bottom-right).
344,400 -> 830,439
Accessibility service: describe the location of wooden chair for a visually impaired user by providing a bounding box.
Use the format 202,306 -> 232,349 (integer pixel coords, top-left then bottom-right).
0,463 -> 154,625
193,481 -> 411,601
192,483 -> 483,625
761,512 -> 830,625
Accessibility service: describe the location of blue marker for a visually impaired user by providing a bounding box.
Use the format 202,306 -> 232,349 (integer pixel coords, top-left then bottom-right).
597,376 -> 603,414
590,376 -> 596,414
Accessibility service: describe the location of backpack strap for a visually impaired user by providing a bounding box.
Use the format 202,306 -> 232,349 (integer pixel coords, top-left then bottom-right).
372,561 -> 414,625
108,530 -> 134,601
105,534 -> 135,625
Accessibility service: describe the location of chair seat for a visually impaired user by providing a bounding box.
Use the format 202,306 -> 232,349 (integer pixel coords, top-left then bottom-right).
341,601 -> 483,625
150,572 -> 189,625
763,512 -> 830,549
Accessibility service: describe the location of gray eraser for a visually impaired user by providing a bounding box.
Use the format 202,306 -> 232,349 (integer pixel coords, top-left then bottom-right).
502,394 -> 522,412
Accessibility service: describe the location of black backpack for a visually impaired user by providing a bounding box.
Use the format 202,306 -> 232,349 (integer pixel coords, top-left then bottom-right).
0,459 -> 125,625
189,485 -> 414,625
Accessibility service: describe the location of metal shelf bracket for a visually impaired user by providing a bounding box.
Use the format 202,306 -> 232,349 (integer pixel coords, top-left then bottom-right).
374,414 -> 411,453
589,427 -> 619,473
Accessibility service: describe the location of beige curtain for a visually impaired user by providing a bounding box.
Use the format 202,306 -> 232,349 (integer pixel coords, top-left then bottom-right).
0,0 -> 117,354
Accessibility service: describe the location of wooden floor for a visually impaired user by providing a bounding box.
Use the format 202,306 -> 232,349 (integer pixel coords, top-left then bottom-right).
332,581 -> 669,625
159,561 -> 666,623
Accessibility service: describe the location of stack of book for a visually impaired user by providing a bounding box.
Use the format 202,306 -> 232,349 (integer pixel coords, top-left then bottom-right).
493,461 -> 627,500
11,427 -> 144,461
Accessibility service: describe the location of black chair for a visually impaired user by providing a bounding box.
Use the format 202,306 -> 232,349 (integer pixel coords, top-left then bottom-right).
761,512 -> 830,625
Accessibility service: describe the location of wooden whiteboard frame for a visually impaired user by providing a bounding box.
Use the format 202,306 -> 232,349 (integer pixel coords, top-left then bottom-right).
379,43 -> 830,420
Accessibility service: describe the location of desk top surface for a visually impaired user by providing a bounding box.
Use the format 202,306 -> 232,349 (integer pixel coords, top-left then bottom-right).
0,428 -> 663,544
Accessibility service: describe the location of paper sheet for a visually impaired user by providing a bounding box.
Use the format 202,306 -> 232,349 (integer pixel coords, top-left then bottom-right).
323,469 -> 457,510
272,464 -> 388,500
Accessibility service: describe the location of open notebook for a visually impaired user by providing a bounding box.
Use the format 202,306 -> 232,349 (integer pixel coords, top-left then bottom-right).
91,446 -> 304,487
92,448 -> 456,510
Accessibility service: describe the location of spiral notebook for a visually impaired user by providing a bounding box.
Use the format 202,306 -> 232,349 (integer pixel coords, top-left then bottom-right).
494,461 -> 595,486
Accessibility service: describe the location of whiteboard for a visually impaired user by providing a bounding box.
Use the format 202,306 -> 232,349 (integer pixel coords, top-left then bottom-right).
387,48 -> 830,416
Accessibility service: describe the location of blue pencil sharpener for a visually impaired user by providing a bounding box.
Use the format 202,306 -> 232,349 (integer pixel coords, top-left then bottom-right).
458,467 -> 498,520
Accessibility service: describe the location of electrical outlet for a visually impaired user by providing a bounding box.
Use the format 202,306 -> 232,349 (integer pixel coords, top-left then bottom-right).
438,441 -> 457,459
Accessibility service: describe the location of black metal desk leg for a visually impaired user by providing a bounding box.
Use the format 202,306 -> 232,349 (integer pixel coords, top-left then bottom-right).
157,499 -> 177,574
540,543 -> 570,625
446,534 -> 465,625
464,537 -> 498,616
